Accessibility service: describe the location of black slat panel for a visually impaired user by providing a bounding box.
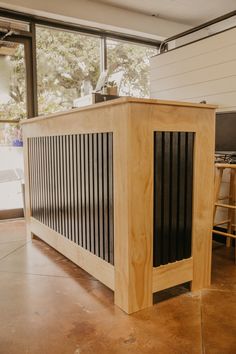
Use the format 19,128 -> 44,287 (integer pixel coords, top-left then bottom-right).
28,133 -> 114,265
153,131 -> 194,267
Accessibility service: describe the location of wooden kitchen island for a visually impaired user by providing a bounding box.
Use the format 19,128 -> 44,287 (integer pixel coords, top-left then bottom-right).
22,97 -> 216,314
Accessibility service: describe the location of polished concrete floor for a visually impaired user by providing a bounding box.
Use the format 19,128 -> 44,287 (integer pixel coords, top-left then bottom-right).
0,220 -> 235,354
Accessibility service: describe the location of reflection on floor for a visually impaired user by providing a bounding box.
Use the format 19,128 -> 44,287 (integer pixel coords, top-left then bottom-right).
0,220 -> 235,354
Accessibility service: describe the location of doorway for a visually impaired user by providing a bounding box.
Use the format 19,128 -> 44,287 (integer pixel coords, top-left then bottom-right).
0,26 -> 36,220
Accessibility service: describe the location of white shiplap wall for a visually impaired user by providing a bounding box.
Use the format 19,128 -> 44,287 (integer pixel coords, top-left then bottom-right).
150,27 -> 236,112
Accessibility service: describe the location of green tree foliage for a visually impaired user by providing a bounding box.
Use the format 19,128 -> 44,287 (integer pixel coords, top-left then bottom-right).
107,39 -> 157,97
36,27 -> 101,114
0,26 -> 157,123
0,44 -> 26,121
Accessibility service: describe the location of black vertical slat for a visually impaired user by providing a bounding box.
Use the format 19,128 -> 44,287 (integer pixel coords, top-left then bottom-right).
57,136 -> 63,235
69,135 -> 75,242
108,133 -> 114,265
84,134 -> 90,251
184,133 -> 194,258
38,137 -> 43,223
177,132 -> 186,261
52,137 -> 57,231
53,136 -> 59,233
66,135 -> 71,239
65,135 -> 71,240
89,134 -> 95,254
59,136 -> 65,236
62,135 -> 66,236
98,133 -> 104,259
45,137 -> 49,226
80,134 -> 86,248
34,138 -> 39,220
169,132 -> 179,263
77,135 -> 83,247
28,140 -> 32,215
32,139 -> 36,218
73,135 -> 79,245
153,132 -> 163,267
103,133 -> 109,262
38,138 -> 42,224
63,135 -> 68,237
50,137 -> 55,230
48,137 -> 53,228
43,137 -> 48,224
28,139 -> 34,217
45,136 -> 51,227
162,132 -> 171,265
47,137 -> 52,228
62,135 -> 67,237
93,133 -> 99,257
35,137 -> 42,221
35,138 -> 39,220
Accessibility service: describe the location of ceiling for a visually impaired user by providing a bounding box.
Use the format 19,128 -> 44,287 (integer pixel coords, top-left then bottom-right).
93,0 -> 236,26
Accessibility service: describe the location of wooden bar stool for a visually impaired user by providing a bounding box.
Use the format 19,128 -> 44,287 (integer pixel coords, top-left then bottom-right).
213,163 -> 236,262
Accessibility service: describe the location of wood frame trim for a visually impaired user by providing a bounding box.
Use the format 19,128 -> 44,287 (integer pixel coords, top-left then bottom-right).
30,217 -> 115,290
152,258 -> 193,293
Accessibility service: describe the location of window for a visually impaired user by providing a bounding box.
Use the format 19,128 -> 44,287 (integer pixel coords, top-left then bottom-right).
36,26 -> 101,115
0,42 -> 27,120
107,39 -> 158,98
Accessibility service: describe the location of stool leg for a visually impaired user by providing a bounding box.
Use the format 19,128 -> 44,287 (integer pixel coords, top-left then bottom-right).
226,169 -> 234,247
213,167 -> 223,221
231,169 -> 236,263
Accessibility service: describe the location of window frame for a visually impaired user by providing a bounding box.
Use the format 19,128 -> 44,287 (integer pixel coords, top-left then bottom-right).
0,7 -> 160,118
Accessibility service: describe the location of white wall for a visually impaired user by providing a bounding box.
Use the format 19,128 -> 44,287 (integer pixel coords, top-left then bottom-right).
150,27 -> 236,112
0,0 -> 190,41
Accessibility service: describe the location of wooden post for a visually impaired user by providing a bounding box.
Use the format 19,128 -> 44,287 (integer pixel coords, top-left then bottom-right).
114,109 -> 153,314
23,136 -> 34,239
191,112 -> 215,291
